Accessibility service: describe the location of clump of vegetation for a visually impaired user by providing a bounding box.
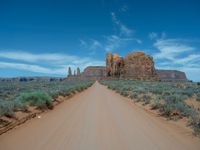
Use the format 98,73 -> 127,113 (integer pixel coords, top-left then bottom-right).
142,95 -> 151,105
196,93 -> 200,102
151,96 -> 162,110
16,91 -> 53,110
159,94 -> 191,118
0,100 -> 27,117
190,112 -> 200,136
0,80 -> 94,117
0,100 -> 15,117
100,80 -> 200,135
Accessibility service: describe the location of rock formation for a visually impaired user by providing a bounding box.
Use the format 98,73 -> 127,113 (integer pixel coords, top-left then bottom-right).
77,67 -> 81,76
66,51 -> 188,81
68,67 -> 72,77
106,53 -> 124,78
106,51 -> 159,80
82,66 -> 106,80
156,70 -> 187,81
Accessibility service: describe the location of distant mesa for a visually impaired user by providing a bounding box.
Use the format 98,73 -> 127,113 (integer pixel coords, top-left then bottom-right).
156,69 -> 187,81
67,66 -> 106,81
67,51 -> 188,81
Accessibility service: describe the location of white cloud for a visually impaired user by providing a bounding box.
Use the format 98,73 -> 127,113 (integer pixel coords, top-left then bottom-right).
80,39 -> 87,47
105,35 -> 134,52
135,39 -> 142,44
79,39 -> 102,54
119,5 -> 129,12
0,51 -> 78,64
90,40 -> 102,50
111,12 -> 133,37
153,38 -> 200,81
105,12 -> 142,52
149,32 -> 166,40
0,61 -> 67,75
0,51 -> 105,76
153,39 -> 195,60
149,32 -> 158,40
173,54 -> 200,65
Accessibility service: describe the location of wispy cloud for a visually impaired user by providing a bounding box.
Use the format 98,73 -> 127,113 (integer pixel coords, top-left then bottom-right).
79,39 -> 103,55
0,50 -> 105,76
119,4 -> 129,12
149,32 -> 158,40
154,39 -> 195,60
153,37 -> 200,81
111,12 -> 133,37
80,39 -> 87,48
0,51 -> 78,64
105,35 -> 133,51
149,32 -> 166,40
90,39 -> 102,50
104,12 -> 141,52
0,61 -> 67,75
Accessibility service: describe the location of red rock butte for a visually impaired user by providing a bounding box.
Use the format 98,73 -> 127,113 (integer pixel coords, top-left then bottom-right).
67,51 -> 188,81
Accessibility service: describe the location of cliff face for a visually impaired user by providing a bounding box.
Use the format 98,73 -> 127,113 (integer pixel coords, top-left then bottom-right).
156,70 -> 188,81
106,51 -> 159,80
106,53 -> 124,77
82,66 -> 106,80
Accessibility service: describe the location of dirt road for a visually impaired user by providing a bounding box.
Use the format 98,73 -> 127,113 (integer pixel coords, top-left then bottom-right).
0,82 -> 200,150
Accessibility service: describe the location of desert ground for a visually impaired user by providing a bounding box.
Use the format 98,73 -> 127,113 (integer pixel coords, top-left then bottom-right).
0,82 -> 200,150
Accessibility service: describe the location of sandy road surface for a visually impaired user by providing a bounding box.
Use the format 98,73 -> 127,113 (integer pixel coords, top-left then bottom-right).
0,82 -> 200,150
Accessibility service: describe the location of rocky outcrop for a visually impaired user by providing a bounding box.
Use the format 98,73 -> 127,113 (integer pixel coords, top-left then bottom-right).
67,66 -> 106,80
106,53 -> 124,77
106,51 -> 159,80
156,70 -> 187,81
66,51 -> 188,81
77,67 -> 81,76
68,67 -> 72,76
82,66 -> 106,80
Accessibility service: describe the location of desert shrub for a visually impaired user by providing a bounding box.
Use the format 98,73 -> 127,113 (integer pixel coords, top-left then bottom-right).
162,91 -> 172,96
150,87 -> 163,95
181,88 -> 194,97
16,91 -> 53,110
130,92 -> 138,100
142,95 -> 151,105
120,90 -> 129,97
0,80 -> 94,117
118,88 -> 129,96
13,100 -> 28,112
159,94 -> 191,117
151,96 -> 162,110
188,109 -> 200,136
0,100 -> 15,117
196,93 -> 200,102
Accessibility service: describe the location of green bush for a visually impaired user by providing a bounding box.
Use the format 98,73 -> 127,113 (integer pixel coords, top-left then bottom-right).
196,93 -> 200,102
16,91 -> 53,110
130,92 -> 138,100
0,100 -> 15,117
13,100 -> 28,112
142,95 -> 151,105
0,80 -> 94,117
159,94 -> 191,117
151,96 -> 162,110
189,110 -> 200,136
0,100 -> 27,117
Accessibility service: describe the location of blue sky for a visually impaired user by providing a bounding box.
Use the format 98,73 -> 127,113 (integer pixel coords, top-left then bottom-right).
0,0 -> 200,81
